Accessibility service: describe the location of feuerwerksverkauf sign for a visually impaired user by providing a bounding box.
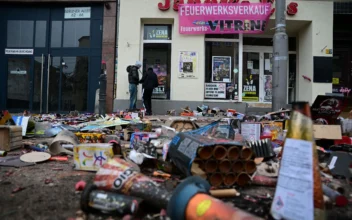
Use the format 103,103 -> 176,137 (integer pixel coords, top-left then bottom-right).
179,3 -> 272,34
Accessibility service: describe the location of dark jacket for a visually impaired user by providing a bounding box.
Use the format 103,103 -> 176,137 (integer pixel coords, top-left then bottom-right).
127,65 -> 140,84
140,69 -> 159,90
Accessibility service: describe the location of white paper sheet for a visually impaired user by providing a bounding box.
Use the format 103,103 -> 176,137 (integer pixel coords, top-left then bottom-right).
271,138 -> 314,220
265,59 -> 271,71
247,61 -> 253,69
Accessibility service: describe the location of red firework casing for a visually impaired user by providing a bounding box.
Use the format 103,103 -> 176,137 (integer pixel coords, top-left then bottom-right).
94,158 -> 172,209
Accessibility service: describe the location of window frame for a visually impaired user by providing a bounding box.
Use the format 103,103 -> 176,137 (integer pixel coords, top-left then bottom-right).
141,23 -> 173,100
203,34 -> 243,102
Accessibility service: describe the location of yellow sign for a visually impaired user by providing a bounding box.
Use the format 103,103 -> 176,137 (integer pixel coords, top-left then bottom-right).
332,78 -> 339,85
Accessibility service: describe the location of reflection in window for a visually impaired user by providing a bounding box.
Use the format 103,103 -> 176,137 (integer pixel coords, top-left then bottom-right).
143,44 -> 171,99
61,57 -> 88,111
48,57 -> 61,112
7,20 -> 34,47
63,20 -> 90,47
205,41 -> 239,100
51,21 -> 62,47
288,54 -> 297,103
7,58 -> 31,109
35,21 -> 47,47
33,57 -> 43,111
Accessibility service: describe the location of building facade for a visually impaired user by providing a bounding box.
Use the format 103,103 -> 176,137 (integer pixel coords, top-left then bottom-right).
115,0 -> 334,114
0,0 -> 117,113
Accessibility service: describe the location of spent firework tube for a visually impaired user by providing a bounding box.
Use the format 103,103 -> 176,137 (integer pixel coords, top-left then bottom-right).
252,175 -> 277,187
81,183 -> 141,216
93,158 -> 172,209
167,176 -> 263,220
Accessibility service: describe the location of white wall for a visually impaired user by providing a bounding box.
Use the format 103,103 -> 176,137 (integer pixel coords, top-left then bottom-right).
116,0 -> 333,104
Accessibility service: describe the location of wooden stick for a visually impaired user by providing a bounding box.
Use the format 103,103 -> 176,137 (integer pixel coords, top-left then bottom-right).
210,189 -> 240,198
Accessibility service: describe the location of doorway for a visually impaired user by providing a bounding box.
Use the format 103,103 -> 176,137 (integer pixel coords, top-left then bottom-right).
0,4 -> 103,113
243,46 -> 297,103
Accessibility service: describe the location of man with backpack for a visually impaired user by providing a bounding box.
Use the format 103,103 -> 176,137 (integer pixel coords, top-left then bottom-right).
140,67 -> 159,115
126,61 -> 142,110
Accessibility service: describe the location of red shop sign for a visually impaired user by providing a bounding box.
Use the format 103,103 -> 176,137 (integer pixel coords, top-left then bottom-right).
158,0 -> 298,16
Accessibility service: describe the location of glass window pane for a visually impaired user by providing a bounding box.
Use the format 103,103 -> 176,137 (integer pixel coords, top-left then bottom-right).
242,52 -> 260,102
143,43 -> 171,100
289,54 -> 297,103
61,57 -> 89,111
48,57 -> 61,111
63,20 -> 90,47
33,57 -> 43,111
51,21 -> 62,48
7,20 -> 34,47
7,58 -> 31,109
205,41 -> 239,100
263,53 -> 273,102
35,21 -> 47,48
143,25 -> 172,40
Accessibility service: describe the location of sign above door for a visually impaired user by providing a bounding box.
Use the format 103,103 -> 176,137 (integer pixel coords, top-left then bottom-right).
64,7 -> 91,19
5,49 -> 34,55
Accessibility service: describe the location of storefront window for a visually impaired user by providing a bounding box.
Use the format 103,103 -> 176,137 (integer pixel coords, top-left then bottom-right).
63,20 -> 90,47
263,53 -> 273,102
242,52 -> 260,102
7,20 -> 34,47
205,41 -> 239,100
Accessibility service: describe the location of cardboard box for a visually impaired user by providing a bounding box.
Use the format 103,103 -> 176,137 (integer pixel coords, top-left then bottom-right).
313,125 -> 342,140
0,125 -> 23,151
73,143 -> 114,171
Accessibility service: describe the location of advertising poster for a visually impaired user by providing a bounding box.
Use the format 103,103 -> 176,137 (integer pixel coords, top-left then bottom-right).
242,74 -> 259,102
205,83 -> 226,99
178,3 -> 272,34
144,25 -> 170,40
311,95 -> 350,124
212,56 -> 231,83
178,51 -> 198,78
264,75 -> 272,102
146,64 -> 167,96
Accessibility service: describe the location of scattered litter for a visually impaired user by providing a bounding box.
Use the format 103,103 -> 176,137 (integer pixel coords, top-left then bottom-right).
75,180 -> 86,191
20,152 -> 51,163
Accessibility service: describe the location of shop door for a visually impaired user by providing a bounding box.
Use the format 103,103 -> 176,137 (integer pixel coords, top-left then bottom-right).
0,5 -> 103,113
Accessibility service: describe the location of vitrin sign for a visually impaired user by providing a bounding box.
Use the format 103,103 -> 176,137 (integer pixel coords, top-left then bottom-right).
178,3 -> 271,34
158,0 -> 298,16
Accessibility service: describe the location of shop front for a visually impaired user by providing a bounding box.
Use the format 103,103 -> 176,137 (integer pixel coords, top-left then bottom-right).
115,0 -> 333,114
0,0 -> 117,113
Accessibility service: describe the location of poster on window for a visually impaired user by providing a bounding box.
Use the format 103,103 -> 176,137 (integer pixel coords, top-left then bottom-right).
212,56 -> 231,83
242,74 -> 259,102
263,75 -> 272,102
205,83 -> 226,99
146,64 -> 167,97
178,51 -> 198,78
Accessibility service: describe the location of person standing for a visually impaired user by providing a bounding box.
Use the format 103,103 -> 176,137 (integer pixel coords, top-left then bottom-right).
126,61 -> 142,109
140,67 -> 159,115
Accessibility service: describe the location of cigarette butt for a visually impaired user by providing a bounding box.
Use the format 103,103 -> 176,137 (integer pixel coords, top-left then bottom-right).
210,189 -> 240,198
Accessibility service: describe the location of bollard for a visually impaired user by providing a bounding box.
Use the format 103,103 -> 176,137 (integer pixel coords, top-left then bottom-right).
99,61 -> 107,116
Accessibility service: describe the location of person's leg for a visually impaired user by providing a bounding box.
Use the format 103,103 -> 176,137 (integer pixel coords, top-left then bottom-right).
129,84 -> 136,110
145,89 -> 153,115
133,86 -> 137,109
142,88 -> 146,111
